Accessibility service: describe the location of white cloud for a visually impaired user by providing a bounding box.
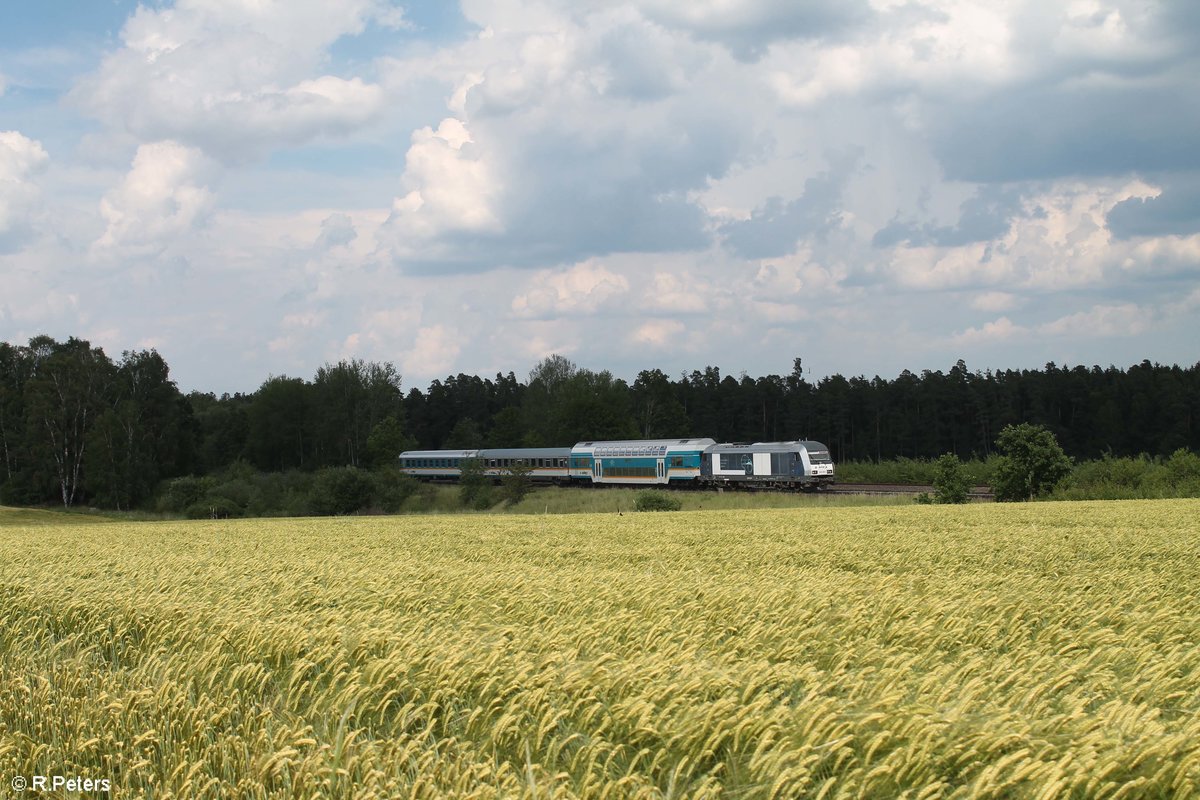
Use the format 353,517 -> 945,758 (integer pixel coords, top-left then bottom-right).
1037,303 -> 1153,338
402,325 -> 462,379
93,141 -> 214,257
1165,287 -> 1200,317
952,316 -> 1028,346
971,291 -> 1017,312
511,260 -> 630,318
70,0 -> 394,161
383,118 -> 501,244
638,271 -> 710,313
375,5 -> 746,270
884,179 -> 1163,291
630,319 -> 686,348
0,131 -> 49,250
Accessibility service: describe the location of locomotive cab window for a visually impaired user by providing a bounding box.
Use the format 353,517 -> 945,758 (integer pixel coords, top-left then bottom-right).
720,454 -> 751,470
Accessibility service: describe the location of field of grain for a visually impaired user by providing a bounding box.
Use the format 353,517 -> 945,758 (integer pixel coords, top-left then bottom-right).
1,500 -> 1198,799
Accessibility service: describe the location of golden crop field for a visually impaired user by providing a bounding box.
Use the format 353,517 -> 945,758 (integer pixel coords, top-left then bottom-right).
2,500 -> 1198,799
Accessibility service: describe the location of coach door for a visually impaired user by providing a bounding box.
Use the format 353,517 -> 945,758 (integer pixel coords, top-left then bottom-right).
656,458 -> 665,484
593,458 -> 603,482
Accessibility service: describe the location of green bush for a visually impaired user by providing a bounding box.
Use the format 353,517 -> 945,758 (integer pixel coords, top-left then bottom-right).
458,458 -> 491,509
992,424 -> 1073,502
210,478 -> 254,513
1163,448 -> 1200,492
184,497 -> 242,519
837,456 -> 997,486
932,454 -> 971,504
501,462 -> 534,506
635,491 -> 682,512
1053,449 -> 1200,500
310,467 -> 374,515
371,468 -> 420,513
155,476 -> 216,513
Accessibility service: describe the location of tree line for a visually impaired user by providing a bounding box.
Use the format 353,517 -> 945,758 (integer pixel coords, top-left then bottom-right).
1,336 -> 1197,508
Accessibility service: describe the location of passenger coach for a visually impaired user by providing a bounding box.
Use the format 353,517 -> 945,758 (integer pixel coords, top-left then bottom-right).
398,447 -> 570,483
570,438 -> 716,485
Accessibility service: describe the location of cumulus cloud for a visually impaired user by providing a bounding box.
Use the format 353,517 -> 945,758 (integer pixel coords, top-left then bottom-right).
0,131 -> 49,252
636,0 -> 871,60
1037,303 -> 1153,338
630,319 -> 686,348
970,291 -> 1017,312
721,158 -> 856,259
314,213 -> 357,250
377,5 -> 746,270
638,271 -> 710,313
881,179 -> 1165,291
382,117 -> 501,247
918,6 -> 1200,183
70,0 -> 398,162
511,260 -> 630,318
872,186 -> 1023,249
1107,174 -> 1200,239
952,316 -> 1028,346
93,141 -> 214,257
402,325 -> 462,378
954,301 -> 1161,349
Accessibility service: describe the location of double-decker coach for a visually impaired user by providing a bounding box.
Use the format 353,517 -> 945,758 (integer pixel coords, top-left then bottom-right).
570,438 -> 716,485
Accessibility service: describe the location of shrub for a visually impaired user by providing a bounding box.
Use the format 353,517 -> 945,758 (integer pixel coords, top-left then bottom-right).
156,476 -> 216,513
310,467 -> 374,516
210,478 -> 254,513
372,468 -> 420,513
458,458 -> 491,509
1164,448 -> 1200,492
184,497 -> 242,519
932,454 -> 971,504
992,424 -> 1072,501
501,462 -> 534,506
635,491 -> 682,512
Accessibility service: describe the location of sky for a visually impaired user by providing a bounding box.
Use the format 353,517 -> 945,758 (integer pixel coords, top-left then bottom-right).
1,0 -> 1197,395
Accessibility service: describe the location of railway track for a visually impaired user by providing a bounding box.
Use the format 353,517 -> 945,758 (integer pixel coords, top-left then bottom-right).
826,483 -> 995,500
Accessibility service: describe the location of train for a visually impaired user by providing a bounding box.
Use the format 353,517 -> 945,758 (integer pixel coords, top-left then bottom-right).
398,437 -> 835,491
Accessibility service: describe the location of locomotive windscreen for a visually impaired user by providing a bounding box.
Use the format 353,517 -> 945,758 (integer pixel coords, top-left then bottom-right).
806,448 -> 831,463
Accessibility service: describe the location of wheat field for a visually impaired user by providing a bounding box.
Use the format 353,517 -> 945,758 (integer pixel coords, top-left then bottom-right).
1,500 -> 1198,798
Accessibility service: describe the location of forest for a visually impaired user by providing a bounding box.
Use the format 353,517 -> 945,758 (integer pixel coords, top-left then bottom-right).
1,335 -> 1197,509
